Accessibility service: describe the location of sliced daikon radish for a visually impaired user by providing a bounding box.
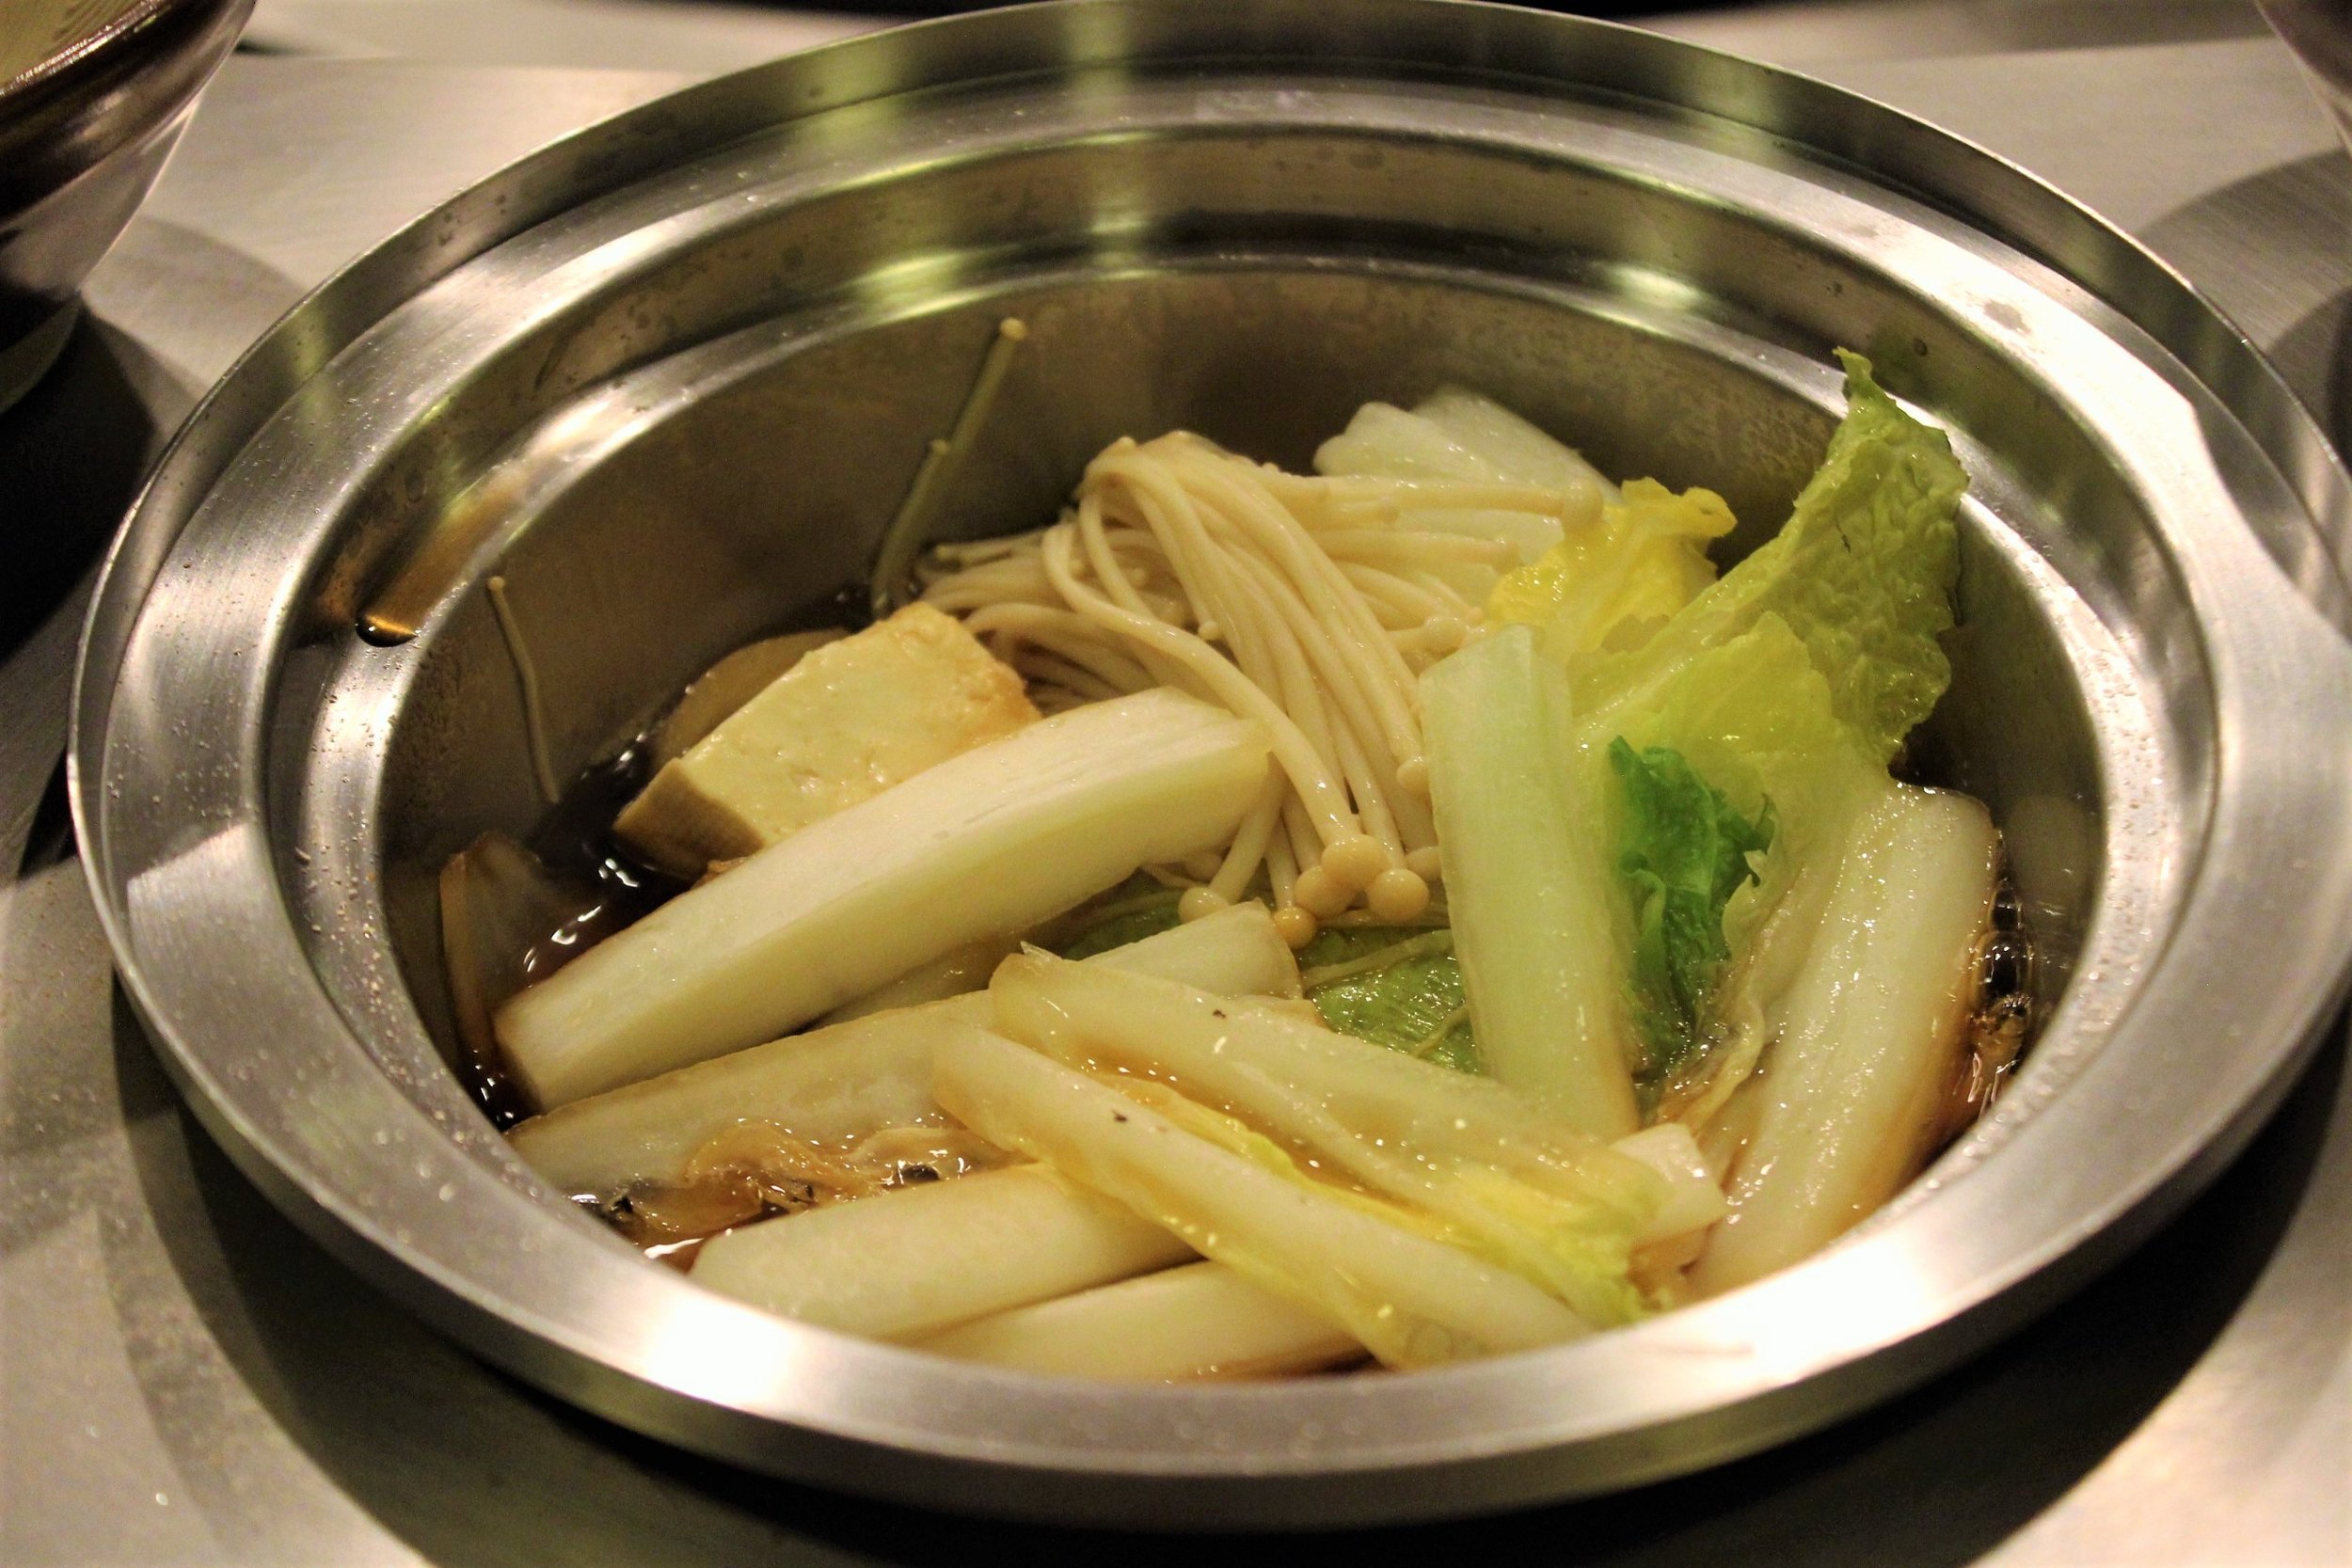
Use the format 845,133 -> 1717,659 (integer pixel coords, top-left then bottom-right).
618,604 -> 1037,878
506,902 -> 1300,1197
690,1164 -> 1193,1339
922,1261 -> 1360,1381
1692,785 -> 1997,1294
933,1031 -> 1590,1369
498,689 -> 1271,1108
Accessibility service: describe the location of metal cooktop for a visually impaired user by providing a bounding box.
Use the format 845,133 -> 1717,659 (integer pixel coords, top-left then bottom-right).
4,14 -> 2347,1565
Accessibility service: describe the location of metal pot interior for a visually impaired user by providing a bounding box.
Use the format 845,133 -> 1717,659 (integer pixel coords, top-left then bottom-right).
371,267 -> 2110,1089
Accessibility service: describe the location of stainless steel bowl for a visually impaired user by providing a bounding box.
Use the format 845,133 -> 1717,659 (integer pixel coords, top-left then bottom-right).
0,0 -> 251,411
71,0 -> 2352,1528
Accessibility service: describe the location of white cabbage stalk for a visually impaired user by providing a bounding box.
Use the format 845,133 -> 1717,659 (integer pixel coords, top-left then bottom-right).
689,1165 -> 1193,1339
1692,786 -> 1997,1293
507,902 -> 1301,1198
1422,626 -> 1641,1136
922,1261 -> 1359,1380
1613,1122 -> 1729,1245
511,1006 -> 961,1201
497,689 -> 1270,1107
818,936 -> 1025,1025
1313,388 -> 1613,574
933,1030 -> 1591,1368
989,952 -> 1672,1328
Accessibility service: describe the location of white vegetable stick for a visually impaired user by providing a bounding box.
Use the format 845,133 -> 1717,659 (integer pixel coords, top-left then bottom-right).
690,1165 -> 1193,1339
511,1007 -> 961,1199
1692,786 -> 1996,1294
498,689 -> 1271,1107
988,952 -> 1661,1327
507,903 -> 1301,1197
991,951 -> 1618,1173
922,1261 -> 1360,1381
1073,897 -> 1302,999
1612,1122 -> 1729,1244
818,936 -> 1024,1025
933,1031 -> 1591,1369
1422,627 -> 1642,1137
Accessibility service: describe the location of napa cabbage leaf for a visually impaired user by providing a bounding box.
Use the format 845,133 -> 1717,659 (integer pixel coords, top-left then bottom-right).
1486,478 -> 1734,657
986,953 -> 1665,1332
1422,353 -> 1968,1122
1575,350 -> 1965,763
1295,927 -> 1477,1072
1609,738 -> 1774,1076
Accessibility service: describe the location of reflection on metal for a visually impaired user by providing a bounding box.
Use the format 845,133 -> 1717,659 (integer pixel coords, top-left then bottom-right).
0,299 -> 76,416
0,0 -> 250,408
360,469 -> 520,645
359,380 -> 661,643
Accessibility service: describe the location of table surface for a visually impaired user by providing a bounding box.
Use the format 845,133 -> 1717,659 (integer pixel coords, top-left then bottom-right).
4,14 -> 2349,1566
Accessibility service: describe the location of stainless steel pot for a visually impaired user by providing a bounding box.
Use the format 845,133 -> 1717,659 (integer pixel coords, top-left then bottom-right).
70,0 -> 2352,1528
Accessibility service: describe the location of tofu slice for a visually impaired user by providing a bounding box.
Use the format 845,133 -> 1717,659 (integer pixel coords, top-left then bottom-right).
649,628 -> 845,768
616,603 -> 1038,878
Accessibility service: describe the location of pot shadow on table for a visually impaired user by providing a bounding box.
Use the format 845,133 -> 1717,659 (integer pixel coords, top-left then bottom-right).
0,214 -> 298,673
0,313 -> 193,661
2141,150 -> 2352,458
122,996 -> 2345,1568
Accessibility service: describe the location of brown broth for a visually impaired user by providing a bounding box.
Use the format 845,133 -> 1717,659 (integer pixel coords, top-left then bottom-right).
1932,879 -> 2035,1150
441,739 -> 685,1127
584,1121 -> 1017,1261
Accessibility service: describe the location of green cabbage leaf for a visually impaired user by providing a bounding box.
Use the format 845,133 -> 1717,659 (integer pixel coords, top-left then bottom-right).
1575,350 -> 1966,764
1609,739 -> 1773,1076
1296,927 -> 1477,1072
